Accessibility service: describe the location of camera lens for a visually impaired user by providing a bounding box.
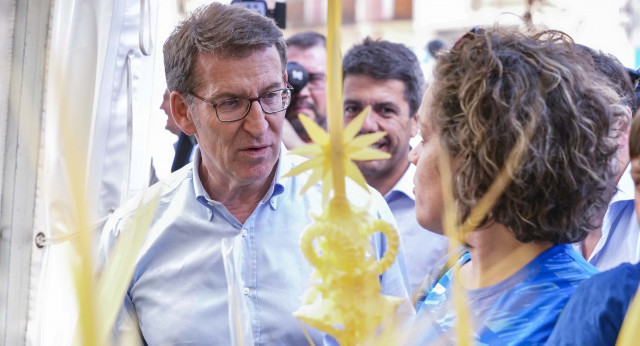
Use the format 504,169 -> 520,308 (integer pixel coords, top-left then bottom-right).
287,61 -> 309,95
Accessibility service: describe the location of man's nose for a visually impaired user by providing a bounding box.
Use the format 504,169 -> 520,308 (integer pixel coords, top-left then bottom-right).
243,100 -> 269,136
297,85 -> 312,99
360,111 -> 380,133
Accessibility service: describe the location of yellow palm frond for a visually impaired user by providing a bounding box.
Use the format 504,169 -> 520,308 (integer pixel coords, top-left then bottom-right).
616,284 -> 640,345
284,109 -> 388,204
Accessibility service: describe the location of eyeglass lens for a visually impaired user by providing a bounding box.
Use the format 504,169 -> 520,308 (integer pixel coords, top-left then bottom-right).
308,73 -> 326,90
217,88 -> 291,121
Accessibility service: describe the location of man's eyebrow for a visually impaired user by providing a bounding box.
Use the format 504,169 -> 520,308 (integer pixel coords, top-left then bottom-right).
208,81 -> 284,101
372,101 -> 398,109
260,81 -> 285,94
343,99 -> 363,106
210,92 -> 239,101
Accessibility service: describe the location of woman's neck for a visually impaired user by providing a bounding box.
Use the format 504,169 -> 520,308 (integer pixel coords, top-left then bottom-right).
459,224 -> 553,289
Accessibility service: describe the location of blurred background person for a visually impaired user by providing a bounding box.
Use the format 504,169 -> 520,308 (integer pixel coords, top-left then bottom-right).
342,37 -> 448,300
411,27 -> 622,344
420,38 -> 445,82
426,39 -> 445,59
150,88 -> 189,185
284,31 -> 327,144
159,88 -> 198,173
574,46 -> 640,271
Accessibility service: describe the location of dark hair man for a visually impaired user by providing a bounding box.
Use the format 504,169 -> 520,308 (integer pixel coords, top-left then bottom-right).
98,4 -> 411,344
342,37 -> 448,299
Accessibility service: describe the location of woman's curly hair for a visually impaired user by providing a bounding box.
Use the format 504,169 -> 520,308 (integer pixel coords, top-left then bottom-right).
432,27 -> 623,244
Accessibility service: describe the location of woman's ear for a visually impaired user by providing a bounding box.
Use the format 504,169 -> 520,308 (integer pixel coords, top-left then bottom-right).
171,91 -> 197,135
410,114 -> 419,138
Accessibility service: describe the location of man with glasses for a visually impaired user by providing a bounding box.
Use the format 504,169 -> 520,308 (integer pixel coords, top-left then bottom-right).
98,3 -> 411,345
284,31 -> 327,143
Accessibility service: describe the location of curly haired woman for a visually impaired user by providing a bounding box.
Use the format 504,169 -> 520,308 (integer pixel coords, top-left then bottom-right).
410,27 -> 625,344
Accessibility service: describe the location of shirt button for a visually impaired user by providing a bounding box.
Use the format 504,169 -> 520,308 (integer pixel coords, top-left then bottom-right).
207,201 -> 214,206
243,287 -> 250,295
241,229 -> 248,237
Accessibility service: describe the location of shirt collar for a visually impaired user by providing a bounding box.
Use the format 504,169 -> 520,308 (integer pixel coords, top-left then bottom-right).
611,163 -> 634,204
192,146 -> 285,210
386,163 -> 415,201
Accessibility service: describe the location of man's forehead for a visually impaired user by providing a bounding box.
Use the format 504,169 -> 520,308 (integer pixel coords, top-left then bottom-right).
192,49 -> 284,99
196,46 -> 281,67
344,76 -> 406,99
287,45 -> 326,71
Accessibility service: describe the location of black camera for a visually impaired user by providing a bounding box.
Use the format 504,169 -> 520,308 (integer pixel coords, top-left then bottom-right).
231,0 -> 286,29
287,62 -> 309,95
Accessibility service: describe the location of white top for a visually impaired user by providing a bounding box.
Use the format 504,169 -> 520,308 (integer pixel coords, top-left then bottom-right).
576,164 -> 640,271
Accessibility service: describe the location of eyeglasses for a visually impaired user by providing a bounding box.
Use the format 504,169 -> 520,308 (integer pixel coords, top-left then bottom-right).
307,72 -> 326,90
453,26 -> 484,50
191,83 -> 293,122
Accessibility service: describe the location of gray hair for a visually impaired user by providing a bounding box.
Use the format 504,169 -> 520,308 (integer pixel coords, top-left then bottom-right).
163,3 -> 287,95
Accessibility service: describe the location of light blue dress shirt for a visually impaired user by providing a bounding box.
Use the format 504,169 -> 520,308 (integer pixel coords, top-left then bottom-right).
384,163 -> 449,298
575,164 -> 640,270
99,146 -> 413,345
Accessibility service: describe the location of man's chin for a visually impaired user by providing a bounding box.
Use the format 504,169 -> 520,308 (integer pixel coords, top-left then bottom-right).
287,103 -> 314,116
357,160 -> 385,176
315,114 -> 327,128
296,110 -> 317,121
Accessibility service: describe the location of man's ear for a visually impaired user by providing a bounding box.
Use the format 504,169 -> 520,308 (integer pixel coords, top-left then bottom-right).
171,91 -> 197,135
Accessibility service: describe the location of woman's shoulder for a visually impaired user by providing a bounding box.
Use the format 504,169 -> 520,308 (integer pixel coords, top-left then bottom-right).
536,244 -> 599,278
